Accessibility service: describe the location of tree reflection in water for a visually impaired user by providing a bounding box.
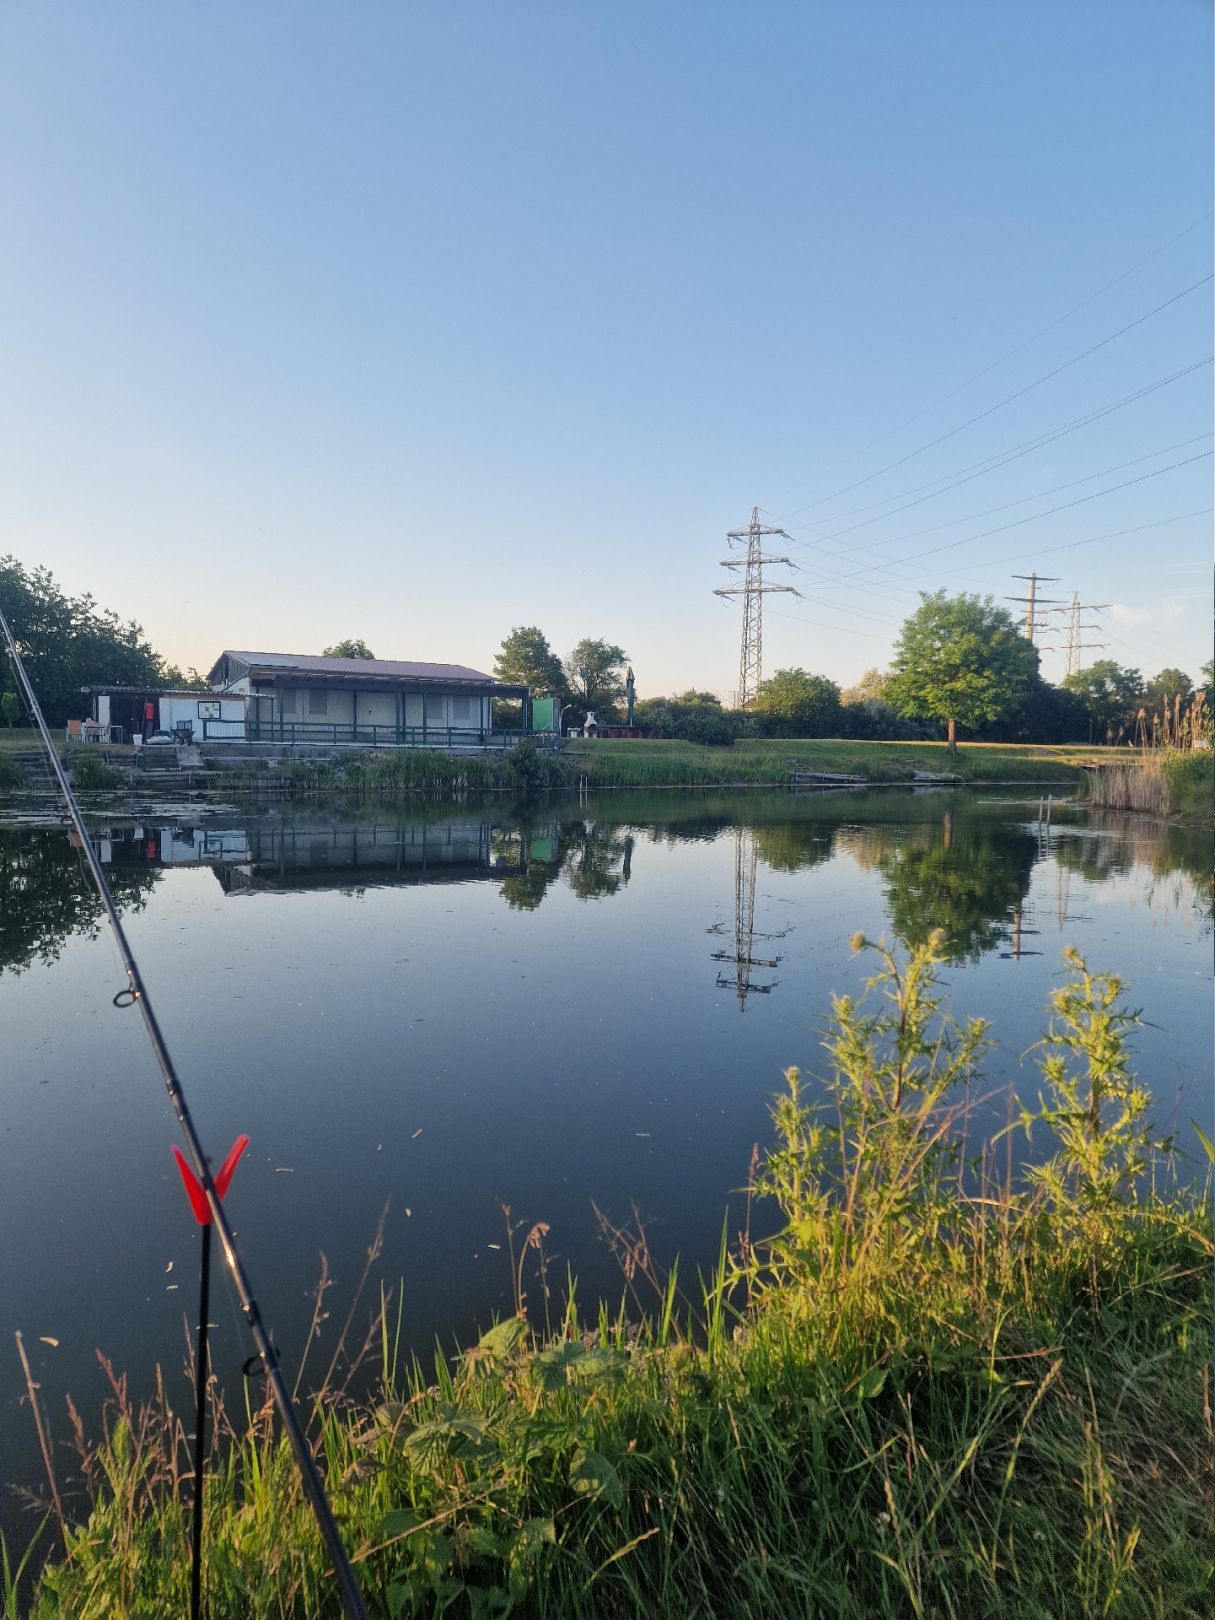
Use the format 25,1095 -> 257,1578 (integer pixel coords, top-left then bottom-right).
0,828 -> 159,976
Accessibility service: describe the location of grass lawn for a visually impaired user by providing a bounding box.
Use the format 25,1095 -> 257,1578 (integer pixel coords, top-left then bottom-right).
568,736 -> 1114,788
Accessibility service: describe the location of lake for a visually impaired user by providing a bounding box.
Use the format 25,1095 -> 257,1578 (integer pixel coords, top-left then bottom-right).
1,786 -> 1210,1534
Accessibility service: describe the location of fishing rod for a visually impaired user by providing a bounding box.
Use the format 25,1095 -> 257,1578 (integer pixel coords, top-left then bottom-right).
0,607 -> 369,1620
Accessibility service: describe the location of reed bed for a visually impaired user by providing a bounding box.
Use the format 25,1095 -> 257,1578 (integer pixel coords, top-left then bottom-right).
1082,750 -> 1213,823
12,940 -> 1213,1619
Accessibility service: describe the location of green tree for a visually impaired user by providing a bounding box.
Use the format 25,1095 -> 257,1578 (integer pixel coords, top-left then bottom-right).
1061,659 -> 1144,744
493,626 -> 566,696
1144,667 -> 1194,708
886,591 -> 1037,754
752,669 -> 842,737
840,668 -> 888,706
672,688 -> 723,708
0,556 -> 171,726
1,690 -> 19,727
564,639 -> 628,721
323,638 -> 376,659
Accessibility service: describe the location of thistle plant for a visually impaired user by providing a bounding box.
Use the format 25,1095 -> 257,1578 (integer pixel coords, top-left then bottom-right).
754,932 -> 989,1289
1024,946 -> 1152,1217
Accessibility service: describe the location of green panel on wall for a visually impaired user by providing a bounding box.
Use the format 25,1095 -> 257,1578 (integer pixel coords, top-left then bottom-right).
531,697 -> 556,730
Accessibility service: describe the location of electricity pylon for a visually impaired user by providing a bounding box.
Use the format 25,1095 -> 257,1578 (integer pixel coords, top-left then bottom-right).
1061,591 -> 1111,676
714,507 -> 800,708
1006,572 -> 1065,643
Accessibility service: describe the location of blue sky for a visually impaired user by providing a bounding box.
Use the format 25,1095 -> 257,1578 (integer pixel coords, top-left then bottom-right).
0,3 -> 1210,697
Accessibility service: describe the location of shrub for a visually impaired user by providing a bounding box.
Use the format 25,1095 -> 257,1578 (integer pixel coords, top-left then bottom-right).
67,750 -> 122,790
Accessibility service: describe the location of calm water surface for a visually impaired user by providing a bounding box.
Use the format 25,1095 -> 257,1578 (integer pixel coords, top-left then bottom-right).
1,787 -> 1210,1526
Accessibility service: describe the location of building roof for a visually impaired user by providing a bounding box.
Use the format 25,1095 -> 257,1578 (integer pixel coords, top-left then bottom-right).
211,650 -> 497,685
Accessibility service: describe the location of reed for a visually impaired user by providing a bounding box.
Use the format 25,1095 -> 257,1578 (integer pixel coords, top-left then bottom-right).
1083,749 -> 1213,823
17,942 -> 1213,1619
63,751 -> 122,792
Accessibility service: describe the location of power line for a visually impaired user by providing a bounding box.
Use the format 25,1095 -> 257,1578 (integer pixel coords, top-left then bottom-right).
774,430 -> 1211,591
775,450 -> 1213,593
798,433 -> 1210,560
768,211 -> 1213,507
774,355 -> 1212,541
780,273 -> 1212,518
763,507 -> 1210,643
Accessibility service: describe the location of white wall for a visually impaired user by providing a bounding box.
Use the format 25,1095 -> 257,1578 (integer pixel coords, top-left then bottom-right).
158,696 -> 247,739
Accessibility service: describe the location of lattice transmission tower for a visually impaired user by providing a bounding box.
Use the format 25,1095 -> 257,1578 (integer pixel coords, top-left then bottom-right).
1061,591 -> 1111,677
714,507 -> 800,708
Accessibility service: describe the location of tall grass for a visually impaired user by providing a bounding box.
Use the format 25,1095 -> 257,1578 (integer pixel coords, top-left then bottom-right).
19,941 -> 1213,1618
1082,750 -> 1213,823
64,751 -> 122,791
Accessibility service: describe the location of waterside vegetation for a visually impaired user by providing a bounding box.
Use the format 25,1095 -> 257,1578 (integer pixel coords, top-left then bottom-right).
1081,749 -> 1213,824
16,940 -> 1212,1619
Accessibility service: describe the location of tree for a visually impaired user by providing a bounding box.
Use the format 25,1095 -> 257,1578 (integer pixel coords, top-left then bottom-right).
323,639 -> 376,660
493,626 -> 566,696
563,639 -> 628,721
885,591 -> 1037,755
753,669 -> 843,738
1144,667 -> 1194,708
841,668 -> 889,706
0,556 -> 173,726
1061,660 -> 1144,744
1,690 -> 19,727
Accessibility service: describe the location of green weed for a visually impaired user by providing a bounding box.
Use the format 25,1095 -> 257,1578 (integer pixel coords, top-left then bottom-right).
19,942 -> 1214,1618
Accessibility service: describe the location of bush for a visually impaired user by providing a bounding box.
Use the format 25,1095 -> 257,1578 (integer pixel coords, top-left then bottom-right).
67,750 -> 122,790
0,752 -> 23,789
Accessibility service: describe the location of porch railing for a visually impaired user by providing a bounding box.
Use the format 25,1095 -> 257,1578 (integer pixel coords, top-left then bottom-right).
234,719 -> 532,749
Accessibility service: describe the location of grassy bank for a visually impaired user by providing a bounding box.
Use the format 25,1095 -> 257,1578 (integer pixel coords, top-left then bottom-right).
16,942 -> 1212,1619
569,738 -> 1099,789
1082,750 -> 1213,825
212,739 -> 1099,801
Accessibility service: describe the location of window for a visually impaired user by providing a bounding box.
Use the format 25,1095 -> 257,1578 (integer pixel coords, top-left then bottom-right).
450,696 -> 473,724
281,689 -> 297,715
309,689 -> 328,717
424,695 -> 446,724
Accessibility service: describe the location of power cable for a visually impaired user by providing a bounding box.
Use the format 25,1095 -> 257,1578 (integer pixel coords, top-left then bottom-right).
774,452 -> 1212,591
787,433 -> 1210,562
772,356 -> 1212,540
768,210 -> 1213,507
779,273 -> 1212,518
